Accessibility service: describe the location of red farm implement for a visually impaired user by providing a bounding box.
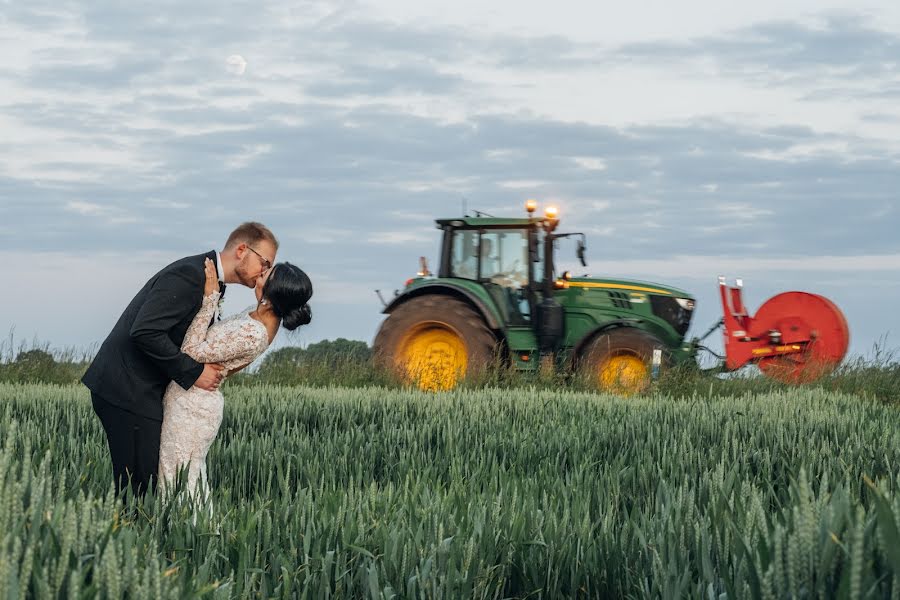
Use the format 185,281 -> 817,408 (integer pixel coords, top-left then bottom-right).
715,277 -> 850,382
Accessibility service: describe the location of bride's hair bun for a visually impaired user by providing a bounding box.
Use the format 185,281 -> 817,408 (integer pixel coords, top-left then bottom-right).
283,303 -> 311,331
261,262 -> 313,331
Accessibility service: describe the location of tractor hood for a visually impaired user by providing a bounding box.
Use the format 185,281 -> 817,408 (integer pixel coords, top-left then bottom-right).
566,277 -> 694,300
565,277 -> 696,338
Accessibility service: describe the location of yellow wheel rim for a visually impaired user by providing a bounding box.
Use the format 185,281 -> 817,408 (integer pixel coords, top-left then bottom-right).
598,354 -> 649,395
398,323 -> 468,391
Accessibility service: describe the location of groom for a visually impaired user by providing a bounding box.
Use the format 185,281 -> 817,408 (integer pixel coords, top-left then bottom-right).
82,222 -> 278,498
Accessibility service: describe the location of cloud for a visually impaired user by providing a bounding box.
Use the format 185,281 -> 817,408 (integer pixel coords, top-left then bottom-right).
1,4 -> 899,354
499,180 -> 548,189
713,203 -> 774,221
63,201 -> 140,225
305,62 -> 466,98
367,230 -> 434,245
225,144 -> 272,169
3,106 -> 898,262
575,253 -> 900,281
613,17 -> 900,103
65,201 -> 106,216
145,198 -> 191,209
573,157 -> 607,171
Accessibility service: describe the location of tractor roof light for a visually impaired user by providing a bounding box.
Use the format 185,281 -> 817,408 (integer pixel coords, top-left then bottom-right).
525,199 -> 538,214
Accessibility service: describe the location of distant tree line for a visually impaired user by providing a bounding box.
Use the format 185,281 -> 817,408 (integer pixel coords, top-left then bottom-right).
0,339 -> 379,387
0,349 -> 88,385
258,338 -> 371,371
247,338 -> 382,387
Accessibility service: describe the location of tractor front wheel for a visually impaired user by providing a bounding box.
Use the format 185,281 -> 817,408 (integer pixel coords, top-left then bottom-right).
579,328 -> 668,395
373,295 -> 497,391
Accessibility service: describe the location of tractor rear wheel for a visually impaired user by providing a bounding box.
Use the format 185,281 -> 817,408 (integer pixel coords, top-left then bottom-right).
579,328 -> 669,395
373,295 -> 497,391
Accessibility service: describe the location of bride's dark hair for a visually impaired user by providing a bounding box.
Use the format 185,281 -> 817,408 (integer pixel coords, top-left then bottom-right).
261,262 -> 313,331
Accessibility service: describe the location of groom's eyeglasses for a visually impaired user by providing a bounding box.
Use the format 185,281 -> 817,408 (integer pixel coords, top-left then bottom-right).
247,246 -> 272,272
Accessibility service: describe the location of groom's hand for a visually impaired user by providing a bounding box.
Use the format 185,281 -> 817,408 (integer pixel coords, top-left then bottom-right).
195,363 -> 225,391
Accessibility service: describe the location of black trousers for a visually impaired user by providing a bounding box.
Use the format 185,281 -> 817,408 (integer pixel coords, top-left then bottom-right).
91,393 -> 161,499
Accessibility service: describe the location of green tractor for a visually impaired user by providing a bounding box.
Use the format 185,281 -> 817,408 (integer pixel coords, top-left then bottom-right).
373,201 -> 699,393
373,201 -> 850,392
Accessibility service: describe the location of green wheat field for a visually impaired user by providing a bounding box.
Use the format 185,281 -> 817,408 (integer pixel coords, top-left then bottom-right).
1,382 -> 899,599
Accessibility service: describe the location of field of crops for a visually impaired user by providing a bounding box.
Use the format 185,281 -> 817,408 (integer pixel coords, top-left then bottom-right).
1,382 -> 898,598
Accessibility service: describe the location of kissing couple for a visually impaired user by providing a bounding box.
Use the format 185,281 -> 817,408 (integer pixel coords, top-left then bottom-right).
82,222 -> 312,513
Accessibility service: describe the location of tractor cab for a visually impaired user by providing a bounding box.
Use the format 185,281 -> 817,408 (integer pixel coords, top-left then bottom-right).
437,216 -> 546,327
435,203 -> 588,355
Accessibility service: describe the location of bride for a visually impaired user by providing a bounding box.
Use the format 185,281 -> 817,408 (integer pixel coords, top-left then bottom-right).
157,257 -> 312,511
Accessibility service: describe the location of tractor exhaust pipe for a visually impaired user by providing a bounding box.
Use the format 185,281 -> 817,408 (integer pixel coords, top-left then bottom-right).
375,289 -> 388,308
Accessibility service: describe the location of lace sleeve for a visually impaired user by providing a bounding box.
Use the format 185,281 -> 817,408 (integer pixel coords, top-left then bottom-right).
180,291 -> 219,362
182,316 -> 265,368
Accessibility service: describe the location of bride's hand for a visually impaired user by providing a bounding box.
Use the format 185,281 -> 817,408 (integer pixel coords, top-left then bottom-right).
204,258 -> 219,297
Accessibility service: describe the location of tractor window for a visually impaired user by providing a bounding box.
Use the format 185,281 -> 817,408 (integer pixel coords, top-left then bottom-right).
480,229 -> 532,324
532,229 -> 544,286
449,228 -> 532,324
449,229 -> 480,280
479,230 -> 529,288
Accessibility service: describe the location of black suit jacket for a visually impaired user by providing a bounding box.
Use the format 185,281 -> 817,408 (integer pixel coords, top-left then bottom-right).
82,251 -> 216,421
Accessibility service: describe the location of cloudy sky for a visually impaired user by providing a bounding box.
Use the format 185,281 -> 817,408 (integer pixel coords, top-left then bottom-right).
2,0 -> 899,364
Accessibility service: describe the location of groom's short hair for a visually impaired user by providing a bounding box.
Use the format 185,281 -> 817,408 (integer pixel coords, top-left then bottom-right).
224,222 -> 279,251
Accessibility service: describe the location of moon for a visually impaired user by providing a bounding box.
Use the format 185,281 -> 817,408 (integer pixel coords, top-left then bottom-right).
226,55 -> 247,75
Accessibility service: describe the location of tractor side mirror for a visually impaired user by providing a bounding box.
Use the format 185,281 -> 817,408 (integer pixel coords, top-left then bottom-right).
577,239 -> 587,267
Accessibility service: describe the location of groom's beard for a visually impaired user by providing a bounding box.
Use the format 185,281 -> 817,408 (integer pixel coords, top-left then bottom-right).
234,257 -> 264,288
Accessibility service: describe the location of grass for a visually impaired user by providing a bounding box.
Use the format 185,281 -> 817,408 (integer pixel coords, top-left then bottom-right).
0,383 -> 898,597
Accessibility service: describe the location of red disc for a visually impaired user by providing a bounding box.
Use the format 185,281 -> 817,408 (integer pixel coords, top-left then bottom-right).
751,292 -> 850,384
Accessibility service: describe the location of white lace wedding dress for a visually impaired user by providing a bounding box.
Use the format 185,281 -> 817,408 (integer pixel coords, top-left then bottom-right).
157,291 -> 269,509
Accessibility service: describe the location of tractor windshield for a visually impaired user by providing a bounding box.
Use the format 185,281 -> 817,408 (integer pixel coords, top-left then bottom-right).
449,228 -> 533,324
448,228 -> 529,285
